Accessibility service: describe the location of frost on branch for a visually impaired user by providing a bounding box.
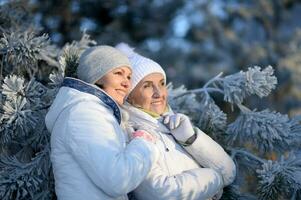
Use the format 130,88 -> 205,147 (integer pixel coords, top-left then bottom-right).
0,146 -> 53,200
256,154 -> 301,200
225,109 -> 301,153
0,31 -> 58,78
0,75 -> 48,153
221,66 -> 277,105
197,98 -> 227,140
245,66 -> 277,98
49,32 -> 96,87
168,83 -> 200,115
2,75 -> 25,98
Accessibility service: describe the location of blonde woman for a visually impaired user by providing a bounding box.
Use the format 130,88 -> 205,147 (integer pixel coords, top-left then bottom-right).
117,43 -> 236,200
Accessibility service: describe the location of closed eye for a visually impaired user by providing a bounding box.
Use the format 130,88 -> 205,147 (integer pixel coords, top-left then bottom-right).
143,83 -> 152,88
114,71 -> 123,75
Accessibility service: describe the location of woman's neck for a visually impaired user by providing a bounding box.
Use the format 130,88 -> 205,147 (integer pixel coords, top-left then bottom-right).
137,106 -> 169,119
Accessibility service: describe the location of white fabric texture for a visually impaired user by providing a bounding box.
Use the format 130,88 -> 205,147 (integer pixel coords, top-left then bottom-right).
115,43 -> 166,92
77,45 -> 131,84
45,87 -> 158,200
122,103 -> 236,200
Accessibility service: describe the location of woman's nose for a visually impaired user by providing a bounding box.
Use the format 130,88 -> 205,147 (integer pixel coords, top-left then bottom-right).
121,77 -> 130,88
153,87 -> 161,98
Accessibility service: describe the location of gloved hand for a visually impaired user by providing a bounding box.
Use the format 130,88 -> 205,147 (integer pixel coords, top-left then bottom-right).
163,113 -> 195,143
132,130 -> 156,143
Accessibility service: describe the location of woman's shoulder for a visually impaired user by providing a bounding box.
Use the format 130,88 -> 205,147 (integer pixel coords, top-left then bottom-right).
77,95 -> 110,109
69,100 -> 114,121
65,101 -> 122,139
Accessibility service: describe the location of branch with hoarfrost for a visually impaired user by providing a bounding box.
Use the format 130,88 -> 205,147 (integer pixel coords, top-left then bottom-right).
1,75 -> 25,98
172,66 -> 277,109
173,72 -> 224,100
0,30 -> 58,79
256,153 -> 301,200
169,66 -> 280,143
231,148 -> 266,165
0,146 -> 52,200
225,109 -> 301,153
0,75 -> 48,146
49,32 -> 96,87
197,98 -> 227,140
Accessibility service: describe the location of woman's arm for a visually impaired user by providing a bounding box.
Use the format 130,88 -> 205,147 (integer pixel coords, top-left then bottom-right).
163,113 -> 236,186
65,102 -> 159,198
183,127 -> 236,186
134,163 -> 223,200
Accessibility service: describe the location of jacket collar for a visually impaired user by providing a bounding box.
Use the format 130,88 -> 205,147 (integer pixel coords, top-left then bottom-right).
122,102 -> 172,134
62,77 -> 121,124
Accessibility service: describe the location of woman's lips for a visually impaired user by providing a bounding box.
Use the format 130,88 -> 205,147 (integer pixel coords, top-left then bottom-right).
151,100 -> 163,105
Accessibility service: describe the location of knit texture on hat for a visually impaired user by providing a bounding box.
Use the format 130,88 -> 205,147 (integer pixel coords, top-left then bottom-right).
115,43 -> 166,92
77,45 -> 131,84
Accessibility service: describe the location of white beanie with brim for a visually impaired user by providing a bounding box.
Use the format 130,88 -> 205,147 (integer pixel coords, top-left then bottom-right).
115,43 -> 166,93
77,45 -> 132,84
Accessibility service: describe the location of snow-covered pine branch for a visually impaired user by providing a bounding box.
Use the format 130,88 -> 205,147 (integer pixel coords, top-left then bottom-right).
225,109 -> 301,153
0,30 -> 58,79
256,153 -> 301,200
49,32 -> 96,87
0,146 -> 53,200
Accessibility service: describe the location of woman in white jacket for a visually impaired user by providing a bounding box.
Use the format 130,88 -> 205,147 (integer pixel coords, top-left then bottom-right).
45,46 -> 158,200
116,43 -> 236,200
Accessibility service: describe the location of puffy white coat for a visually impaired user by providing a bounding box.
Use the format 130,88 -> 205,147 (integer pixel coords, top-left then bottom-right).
45,78 -> 158,200
122,103 -> 236,200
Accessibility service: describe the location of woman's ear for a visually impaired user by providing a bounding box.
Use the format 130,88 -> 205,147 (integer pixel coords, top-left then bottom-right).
95,79 -> 104,89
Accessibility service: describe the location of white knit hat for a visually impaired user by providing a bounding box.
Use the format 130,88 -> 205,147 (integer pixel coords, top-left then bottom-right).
115,43 -> 166,93
77,45 -> 131,84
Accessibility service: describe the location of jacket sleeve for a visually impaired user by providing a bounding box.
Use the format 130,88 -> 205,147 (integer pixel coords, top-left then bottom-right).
64,102 -> 159,198
134,164 -> 223,200
183,128 -> 236,186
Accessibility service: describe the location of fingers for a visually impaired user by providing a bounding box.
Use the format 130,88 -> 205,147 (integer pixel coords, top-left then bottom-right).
170,115 -> 175,129
163,114 -> 182,130
163,115 -> 170,124
174,114 -> 181,128
132,130 -> 156,143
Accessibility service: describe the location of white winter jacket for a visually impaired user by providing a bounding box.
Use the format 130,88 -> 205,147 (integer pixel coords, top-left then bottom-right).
122,103 -> 236,200
45,78 -> 158,200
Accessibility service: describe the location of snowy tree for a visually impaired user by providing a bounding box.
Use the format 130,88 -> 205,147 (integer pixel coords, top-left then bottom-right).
1,1 -> 301,200
0,2 -> 94,199
168,66 -> 301,199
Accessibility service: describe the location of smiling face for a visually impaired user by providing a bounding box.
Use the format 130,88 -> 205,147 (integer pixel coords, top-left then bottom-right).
128,73 -> 167,115
95,66 -> 132,105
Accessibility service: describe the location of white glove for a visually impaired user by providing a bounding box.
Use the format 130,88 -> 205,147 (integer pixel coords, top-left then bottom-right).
163,113 -> 195,143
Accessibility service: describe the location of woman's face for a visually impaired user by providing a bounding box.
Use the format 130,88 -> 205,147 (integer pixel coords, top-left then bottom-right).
128,73 -> 167,115
95,66 -> 132,105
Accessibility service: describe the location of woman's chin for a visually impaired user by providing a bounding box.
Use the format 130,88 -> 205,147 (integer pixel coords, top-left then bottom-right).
115,98 -> 124,106
151,107 -> 165,115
